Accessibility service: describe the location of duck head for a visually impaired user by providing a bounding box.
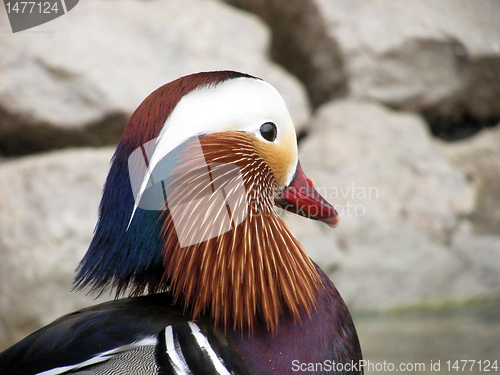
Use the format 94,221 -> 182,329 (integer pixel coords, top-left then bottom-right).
75,71 -> 338,331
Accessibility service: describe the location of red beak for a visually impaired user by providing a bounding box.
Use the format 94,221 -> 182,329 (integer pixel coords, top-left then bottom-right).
275,162 -> 339,228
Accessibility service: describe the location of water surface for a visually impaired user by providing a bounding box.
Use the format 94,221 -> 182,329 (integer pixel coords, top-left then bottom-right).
354,300 -> 500,375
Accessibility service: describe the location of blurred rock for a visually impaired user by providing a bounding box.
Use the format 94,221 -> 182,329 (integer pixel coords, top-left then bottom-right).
284,99 -> 500,309
223,0 -> 348,107
0,0 -> 309,156
226,0 -> 500,128
0,148 -> 113,350
322,0 -> 500,115
434,125 -> 500,298
451,233 -> 500,293
301,99 -> 474,242
435,125 -> 500,235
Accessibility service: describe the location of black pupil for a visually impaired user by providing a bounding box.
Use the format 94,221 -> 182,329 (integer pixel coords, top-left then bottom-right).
260,122 -> 277,142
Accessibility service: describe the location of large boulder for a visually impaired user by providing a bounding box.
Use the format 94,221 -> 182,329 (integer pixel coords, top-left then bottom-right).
223,0 -> 348,107
0,148 -> 113,350
320,0 -> 500,116
0,0 -> 309,156
283,99 -> 500,309
435,125 -> 500,235
224,0 -> 500,124
437,126 -> 500,295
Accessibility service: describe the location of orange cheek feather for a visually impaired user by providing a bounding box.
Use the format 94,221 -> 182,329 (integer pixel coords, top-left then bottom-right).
252,132 -> 297,188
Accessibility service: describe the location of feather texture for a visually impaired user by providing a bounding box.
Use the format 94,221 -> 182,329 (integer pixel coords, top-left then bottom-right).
74,71 -> 258,297
158,132 -> 320,332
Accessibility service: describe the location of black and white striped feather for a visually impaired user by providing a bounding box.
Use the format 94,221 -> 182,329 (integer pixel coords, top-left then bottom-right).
0,294 -> 249,375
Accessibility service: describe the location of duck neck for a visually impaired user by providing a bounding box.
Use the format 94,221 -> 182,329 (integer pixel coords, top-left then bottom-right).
226,264 -> 363,374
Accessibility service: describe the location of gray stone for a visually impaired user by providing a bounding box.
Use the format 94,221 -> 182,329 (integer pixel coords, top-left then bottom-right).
435,125 -> 500,235
0,0 -> 309,155
222,0 -> 347,107
226,0 -> 500,119
0,148 -> 113,350
283,99 -> 500,309
451,233 -> 500,293
317,0 -> 500,117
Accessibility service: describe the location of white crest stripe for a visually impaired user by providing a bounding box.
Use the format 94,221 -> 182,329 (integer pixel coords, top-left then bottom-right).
126,76 -> 296,227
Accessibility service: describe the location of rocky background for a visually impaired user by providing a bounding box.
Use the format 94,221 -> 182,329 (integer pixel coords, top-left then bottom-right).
1,0 -> 499,350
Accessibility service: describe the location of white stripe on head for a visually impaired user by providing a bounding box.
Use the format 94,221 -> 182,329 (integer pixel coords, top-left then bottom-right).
127,76 -> 297,226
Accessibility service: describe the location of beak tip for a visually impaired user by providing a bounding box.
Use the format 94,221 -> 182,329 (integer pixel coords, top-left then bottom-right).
279,161 -> 340,228
321,214 -> 339,228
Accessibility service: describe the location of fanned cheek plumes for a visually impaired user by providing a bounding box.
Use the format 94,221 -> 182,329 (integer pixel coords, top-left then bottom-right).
159,132 -> 321,332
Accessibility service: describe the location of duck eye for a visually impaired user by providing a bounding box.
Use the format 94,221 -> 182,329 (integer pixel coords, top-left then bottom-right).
259,122 -> 277,142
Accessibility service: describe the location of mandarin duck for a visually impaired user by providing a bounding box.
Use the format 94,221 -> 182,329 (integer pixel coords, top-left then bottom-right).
0,71 -> 363,375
